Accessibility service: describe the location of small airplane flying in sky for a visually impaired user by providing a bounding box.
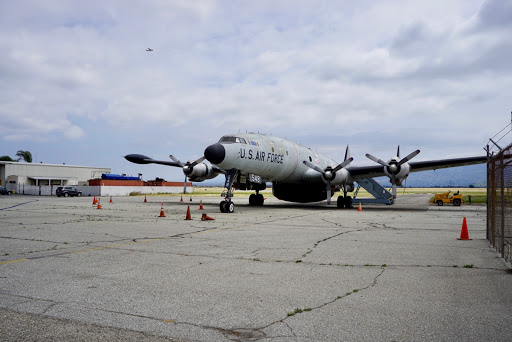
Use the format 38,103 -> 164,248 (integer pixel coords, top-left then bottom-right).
146,48 -> 153,52
125,133 -> 486,213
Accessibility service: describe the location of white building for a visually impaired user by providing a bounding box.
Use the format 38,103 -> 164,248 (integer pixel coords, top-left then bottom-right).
0,161 -> 110,187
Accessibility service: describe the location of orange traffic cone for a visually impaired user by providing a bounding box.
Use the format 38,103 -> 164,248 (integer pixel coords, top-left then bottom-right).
97,198 -> 102,209
199,200 -> 204,210
109,196 -> 113,203
92,196 -> 97,205
180,196 -> 183,202
190,196 -> 193,202
457,217 -> 472,240
159,203 -> 166,217
201,213 -> 215,221
358,202 -> 362,211
185,206 -> 192,220
144,195 -> 147,203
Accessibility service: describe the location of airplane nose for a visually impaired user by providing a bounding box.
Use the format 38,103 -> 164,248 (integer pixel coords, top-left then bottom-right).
204,143 -> 225,164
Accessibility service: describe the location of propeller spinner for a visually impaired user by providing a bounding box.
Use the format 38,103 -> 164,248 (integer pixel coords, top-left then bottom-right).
303,157 -> 353,205
170,155 -> 206,193
365,146 -> 420,199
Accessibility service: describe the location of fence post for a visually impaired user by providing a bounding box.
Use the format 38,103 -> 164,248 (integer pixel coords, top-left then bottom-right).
501,151 -> 505,258
486,145 -> 490,240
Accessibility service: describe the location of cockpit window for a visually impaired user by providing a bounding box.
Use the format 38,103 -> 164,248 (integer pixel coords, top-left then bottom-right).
218,136 -> 246,144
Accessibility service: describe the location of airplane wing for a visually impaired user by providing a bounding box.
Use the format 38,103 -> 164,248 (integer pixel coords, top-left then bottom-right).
347,155 -> 487,180
124,154 -> 181,167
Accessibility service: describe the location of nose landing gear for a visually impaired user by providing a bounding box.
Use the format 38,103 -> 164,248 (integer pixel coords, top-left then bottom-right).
220,170 -> 237,213
220,200 -> 235,213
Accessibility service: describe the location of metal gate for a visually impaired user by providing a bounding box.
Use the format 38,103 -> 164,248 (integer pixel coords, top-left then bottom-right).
487,142 -> 512,263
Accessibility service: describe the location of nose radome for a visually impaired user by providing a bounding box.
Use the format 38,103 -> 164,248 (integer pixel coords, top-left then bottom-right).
204,143 -> 225,164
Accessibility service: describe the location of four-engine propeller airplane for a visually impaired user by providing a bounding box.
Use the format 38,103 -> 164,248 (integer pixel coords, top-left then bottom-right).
125,133 -> 487,213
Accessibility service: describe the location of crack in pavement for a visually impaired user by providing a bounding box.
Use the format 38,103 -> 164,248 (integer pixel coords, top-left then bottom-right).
225,268 -> 387,341
300,223 -> 369,259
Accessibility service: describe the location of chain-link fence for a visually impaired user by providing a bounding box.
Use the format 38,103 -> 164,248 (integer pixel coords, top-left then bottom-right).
487,142 -> 512,264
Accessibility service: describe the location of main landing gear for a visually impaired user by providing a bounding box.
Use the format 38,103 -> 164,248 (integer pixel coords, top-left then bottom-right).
249,191 -> 264,206
337,193 -> 353,209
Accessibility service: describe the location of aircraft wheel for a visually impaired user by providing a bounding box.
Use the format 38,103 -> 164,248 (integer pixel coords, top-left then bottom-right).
220,200 -> 227,212
227,201 -> 235,213
249,194 -> 256,206
344,196 -> 352,208
437,200 -> 443,206
453,199 -> 461,206
337,196 -> 344,208
257,194 -> 264,206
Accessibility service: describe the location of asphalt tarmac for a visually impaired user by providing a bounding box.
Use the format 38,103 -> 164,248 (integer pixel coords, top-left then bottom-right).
1,194 -> 511,341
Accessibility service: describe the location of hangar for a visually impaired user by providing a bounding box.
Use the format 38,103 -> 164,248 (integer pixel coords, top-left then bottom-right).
0,161 -> 110,187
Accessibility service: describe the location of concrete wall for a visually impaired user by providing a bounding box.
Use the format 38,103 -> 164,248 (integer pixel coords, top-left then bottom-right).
8,184 -> 192,196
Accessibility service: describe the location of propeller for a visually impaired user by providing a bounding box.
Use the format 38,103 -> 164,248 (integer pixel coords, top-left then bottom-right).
303,157 -> 353,204
169,155 -> 206,176
365,146 -> 420,199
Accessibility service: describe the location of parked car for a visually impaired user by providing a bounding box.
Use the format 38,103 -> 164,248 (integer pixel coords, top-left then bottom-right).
56,186 -> 82,197
0,186 -> 14,195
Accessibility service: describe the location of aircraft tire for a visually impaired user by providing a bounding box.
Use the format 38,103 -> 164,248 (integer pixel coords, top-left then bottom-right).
227,201 -> 235,213
337,196 -> 344,208
249,194 -> 256,206
344,196 -> 352,208
257,194 -> 264,206
220,200 -> 227,213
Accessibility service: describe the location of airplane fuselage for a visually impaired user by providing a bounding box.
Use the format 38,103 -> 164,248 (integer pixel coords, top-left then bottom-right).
207,133 -> 349,185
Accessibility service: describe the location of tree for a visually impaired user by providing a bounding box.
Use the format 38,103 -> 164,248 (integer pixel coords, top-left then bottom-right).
16,150 -> 32,163
0,155 -> 16,161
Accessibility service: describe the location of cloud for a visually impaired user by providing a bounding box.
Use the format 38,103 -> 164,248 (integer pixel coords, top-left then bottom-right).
0,0 -> 508,181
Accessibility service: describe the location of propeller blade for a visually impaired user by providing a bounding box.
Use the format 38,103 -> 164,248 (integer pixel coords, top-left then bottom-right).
169,155 -> 184,167
183,175 -> 187,194
189,156 -> 206,168
398,149 -> 420,166
391,173 -> 397,199
303,160 -> 325,174
333,157 -> 354,173
397,145 -> 400,158
326,181 -> 332,205
344,145 -> 350,162
365,154 -> 389,167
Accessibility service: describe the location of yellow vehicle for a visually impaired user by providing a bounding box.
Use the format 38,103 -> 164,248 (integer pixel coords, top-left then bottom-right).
433,190 -> 464,206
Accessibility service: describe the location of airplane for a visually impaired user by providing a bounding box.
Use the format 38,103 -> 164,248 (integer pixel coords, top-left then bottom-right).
146,48 -> 153,52
125,133 -> 487,213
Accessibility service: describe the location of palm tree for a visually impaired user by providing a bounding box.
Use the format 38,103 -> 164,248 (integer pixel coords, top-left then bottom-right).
16,150 -> 32,163
0,155 -> 16,161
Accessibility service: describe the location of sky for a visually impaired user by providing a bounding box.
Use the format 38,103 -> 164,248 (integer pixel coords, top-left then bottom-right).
1,0 -> 511,185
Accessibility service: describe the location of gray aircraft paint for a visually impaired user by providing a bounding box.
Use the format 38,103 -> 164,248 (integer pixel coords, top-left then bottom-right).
214,133 -> 349,185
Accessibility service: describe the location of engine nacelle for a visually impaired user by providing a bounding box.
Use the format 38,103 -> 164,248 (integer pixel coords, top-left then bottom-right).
344,183 -> 355,193
383,161 -> 410,185
187,163 -> 221,182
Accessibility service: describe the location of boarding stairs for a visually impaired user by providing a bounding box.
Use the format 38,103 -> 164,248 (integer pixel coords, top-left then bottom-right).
352,178 -> 394,205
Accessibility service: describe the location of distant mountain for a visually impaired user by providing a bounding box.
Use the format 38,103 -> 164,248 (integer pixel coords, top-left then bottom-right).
201,163 -> 487,188
374,164 -> 487,188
